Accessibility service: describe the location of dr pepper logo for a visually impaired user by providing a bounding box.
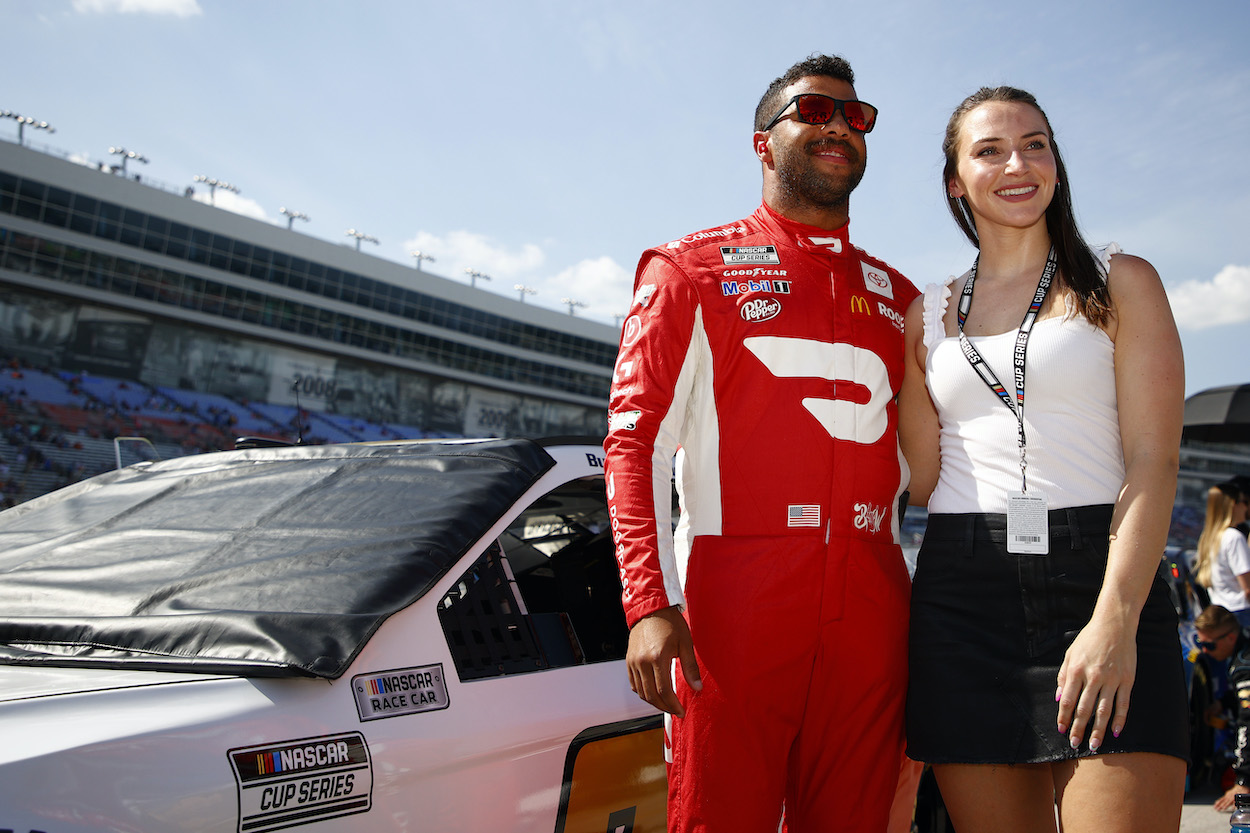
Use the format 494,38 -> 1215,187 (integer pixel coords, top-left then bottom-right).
740,298 -> 782,323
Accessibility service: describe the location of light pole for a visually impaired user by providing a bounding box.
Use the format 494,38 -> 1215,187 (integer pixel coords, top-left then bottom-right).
1,111 -> 54,145
514,284 -> 537,303
465,269 -> 491,288
193,175 -> 239,206
108,147 -> 148,177
280,207 -> 309,229
561,297 -> 587,316
411,250 -> 436,271
346,229 -> 379,251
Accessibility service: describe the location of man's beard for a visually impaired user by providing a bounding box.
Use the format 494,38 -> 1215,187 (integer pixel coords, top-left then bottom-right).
775,138 -> 865,209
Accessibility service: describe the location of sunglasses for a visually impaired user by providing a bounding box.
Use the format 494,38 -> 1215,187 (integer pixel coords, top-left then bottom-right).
1195,630 -> 1236,650
763,94 -> 878,134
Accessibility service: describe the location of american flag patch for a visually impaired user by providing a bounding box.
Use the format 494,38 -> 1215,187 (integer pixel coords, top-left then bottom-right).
787,505 -> 820,527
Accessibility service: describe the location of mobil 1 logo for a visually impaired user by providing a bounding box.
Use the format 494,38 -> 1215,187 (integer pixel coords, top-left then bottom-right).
228,731 -> 372,832
351,663 -> 450,721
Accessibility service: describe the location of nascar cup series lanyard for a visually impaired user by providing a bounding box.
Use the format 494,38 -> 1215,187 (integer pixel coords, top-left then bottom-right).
956,248 -> 1058,554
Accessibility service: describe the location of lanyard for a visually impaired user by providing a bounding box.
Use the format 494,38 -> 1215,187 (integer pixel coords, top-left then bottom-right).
956,248 -> 1057,492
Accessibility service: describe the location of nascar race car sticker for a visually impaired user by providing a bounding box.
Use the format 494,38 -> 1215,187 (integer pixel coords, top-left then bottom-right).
351,663 -> 450,721
228,731 -> 372,833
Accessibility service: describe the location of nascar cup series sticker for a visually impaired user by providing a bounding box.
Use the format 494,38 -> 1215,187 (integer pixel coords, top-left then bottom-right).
352,663 -> 450,722
228,731 -> 372,832
720,245 -> 781,265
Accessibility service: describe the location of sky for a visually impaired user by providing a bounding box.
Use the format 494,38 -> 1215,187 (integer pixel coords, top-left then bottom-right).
3,0 -> 1248,398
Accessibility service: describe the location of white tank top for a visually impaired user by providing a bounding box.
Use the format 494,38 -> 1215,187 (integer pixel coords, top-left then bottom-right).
923,245 -> 1125,514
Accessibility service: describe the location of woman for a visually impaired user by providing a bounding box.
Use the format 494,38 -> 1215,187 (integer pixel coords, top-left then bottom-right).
899,86 -> 1188,832
1195,483 -> 1250,626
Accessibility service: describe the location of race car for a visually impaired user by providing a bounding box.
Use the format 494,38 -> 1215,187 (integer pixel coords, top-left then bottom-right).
0,437 -> 665,833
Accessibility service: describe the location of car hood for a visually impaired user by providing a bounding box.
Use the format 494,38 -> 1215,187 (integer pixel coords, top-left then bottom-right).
0,663 -> 228,703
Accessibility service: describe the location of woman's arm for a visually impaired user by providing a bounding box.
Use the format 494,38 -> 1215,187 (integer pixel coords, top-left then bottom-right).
1056,253 -> 1185,751
898,294 -> 940,507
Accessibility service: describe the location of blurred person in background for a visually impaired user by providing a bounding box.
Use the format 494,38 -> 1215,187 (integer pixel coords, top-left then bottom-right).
1194,604 -> 1250,810
1195,482 -> 1250,627
1232,475 -> 1250,539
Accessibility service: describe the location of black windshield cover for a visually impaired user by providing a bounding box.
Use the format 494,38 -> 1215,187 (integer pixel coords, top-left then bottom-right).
0,439 -> 554,678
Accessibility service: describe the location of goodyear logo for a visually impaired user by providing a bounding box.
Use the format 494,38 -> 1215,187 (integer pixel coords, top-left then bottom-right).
352,664 -> 450,721
229,732 -> 372,832
720,245 -> 781,265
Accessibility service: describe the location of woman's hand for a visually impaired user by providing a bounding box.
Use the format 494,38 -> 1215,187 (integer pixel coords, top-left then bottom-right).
1055,615 -> 1138,751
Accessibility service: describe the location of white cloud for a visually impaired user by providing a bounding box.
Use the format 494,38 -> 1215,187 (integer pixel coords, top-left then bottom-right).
191,189 -> 270,223
544,256 -> 633,323
400,230 -> 632,324
402,230 -> 545,288
1168,265 -> 1250,331
72,0 -> 202,15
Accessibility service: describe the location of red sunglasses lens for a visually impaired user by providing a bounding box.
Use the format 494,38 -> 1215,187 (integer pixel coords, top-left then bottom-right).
842,101 -> 875,132
794,96 -> 837,124
793,95 -> 875,132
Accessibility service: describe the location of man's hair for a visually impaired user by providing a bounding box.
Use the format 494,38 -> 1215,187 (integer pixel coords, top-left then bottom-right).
1196,604 -> 1238,634
754,54 -> 856,132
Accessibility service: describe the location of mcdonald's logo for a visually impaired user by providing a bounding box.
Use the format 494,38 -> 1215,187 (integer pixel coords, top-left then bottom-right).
850,295 -> 872,315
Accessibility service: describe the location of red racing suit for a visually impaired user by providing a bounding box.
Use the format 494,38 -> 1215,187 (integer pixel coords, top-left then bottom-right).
604,203 -> 919,833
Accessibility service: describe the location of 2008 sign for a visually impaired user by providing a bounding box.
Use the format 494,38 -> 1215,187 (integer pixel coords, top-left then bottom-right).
477,407 -> 511,430
291,372 -> 337,400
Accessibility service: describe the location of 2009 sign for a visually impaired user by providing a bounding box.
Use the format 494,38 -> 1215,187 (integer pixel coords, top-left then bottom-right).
291,373 -> 337,400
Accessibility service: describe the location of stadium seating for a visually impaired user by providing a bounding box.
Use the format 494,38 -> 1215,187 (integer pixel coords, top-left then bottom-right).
0,356 -> 459,505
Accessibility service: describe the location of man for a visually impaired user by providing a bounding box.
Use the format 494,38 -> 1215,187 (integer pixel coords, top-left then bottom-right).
1194,604 -> 1250,810
604,54 -> 919,832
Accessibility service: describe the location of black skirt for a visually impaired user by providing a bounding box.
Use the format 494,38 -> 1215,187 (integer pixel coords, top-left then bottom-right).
907,505 -> 1189,764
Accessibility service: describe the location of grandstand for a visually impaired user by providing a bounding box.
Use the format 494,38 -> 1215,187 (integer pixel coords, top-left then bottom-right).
0,135 -> 620,504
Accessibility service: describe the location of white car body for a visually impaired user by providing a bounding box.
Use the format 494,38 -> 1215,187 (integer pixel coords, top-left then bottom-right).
0,439 -> 665,833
